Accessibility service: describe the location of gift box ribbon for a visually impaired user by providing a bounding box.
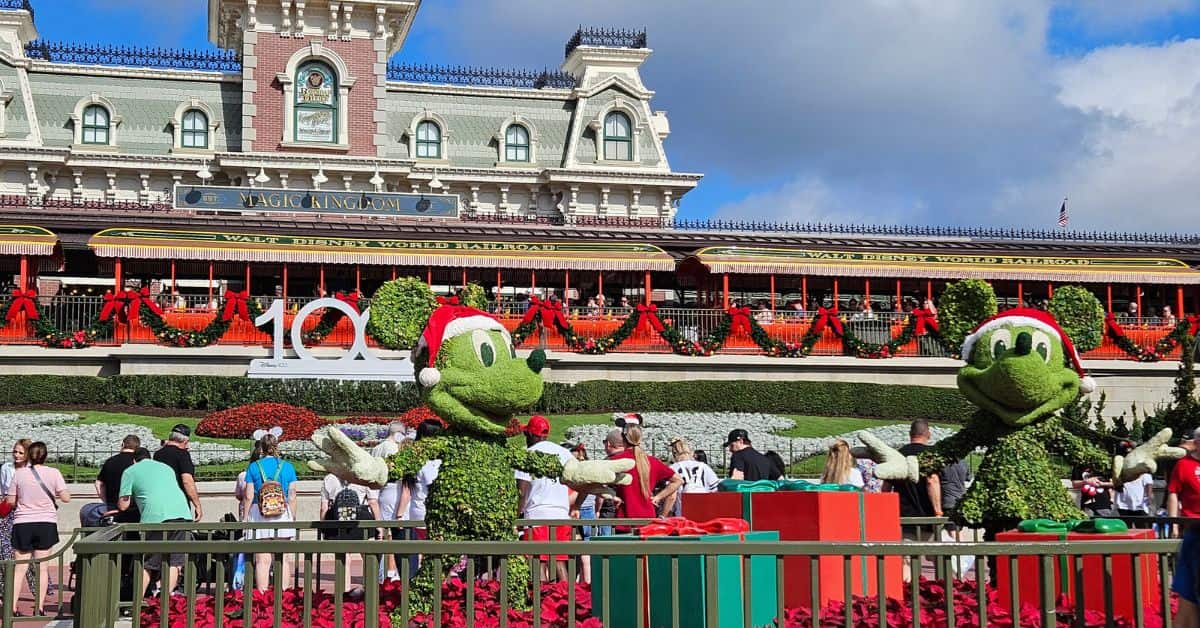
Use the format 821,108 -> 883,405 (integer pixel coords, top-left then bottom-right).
717,479 -> 863,493
1014,518 -> 1129,592
637,517 -> 750,538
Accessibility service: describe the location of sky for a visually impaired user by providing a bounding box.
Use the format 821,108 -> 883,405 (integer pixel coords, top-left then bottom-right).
30,0 -> 1200,230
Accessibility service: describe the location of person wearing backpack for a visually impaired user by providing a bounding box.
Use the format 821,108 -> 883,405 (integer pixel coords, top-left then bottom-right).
320,471 -> 380,596
242,433 -> 298,592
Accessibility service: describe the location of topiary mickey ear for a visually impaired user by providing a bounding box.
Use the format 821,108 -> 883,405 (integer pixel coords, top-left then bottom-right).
368,277 -> 438,351
1048,285 -> 1105,354
938,279 -> 998,350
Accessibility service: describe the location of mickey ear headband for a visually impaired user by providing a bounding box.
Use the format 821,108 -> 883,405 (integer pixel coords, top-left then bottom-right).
251,426 -> 284,441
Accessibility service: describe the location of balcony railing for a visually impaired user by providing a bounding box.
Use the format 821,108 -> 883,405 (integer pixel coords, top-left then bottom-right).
0,295 -> 1185,361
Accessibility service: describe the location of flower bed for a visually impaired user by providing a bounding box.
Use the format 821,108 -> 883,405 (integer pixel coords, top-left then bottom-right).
564,412 -> 958,466
136,577 -> 1170,627
0,412 -> 249,466
196,403 -> 325,442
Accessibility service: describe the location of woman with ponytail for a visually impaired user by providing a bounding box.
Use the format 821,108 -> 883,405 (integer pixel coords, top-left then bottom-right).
610,426 -> 682,527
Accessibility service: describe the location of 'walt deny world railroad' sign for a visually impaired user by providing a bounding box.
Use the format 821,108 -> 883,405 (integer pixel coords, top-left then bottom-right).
174,184 -> 459,219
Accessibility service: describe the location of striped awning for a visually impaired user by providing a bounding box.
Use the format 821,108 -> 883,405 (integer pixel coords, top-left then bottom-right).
89,227 -> 677,272
0,225 -> 57,256
693,246 -> 1200,285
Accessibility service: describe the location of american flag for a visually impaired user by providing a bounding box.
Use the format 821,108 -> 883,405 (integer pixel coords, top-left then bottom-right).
1057,198 -> 1068,228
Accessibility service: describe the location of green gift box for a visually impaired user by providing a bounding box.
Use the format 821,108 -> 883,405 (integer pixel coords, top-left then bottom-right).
590,530 -> 779,628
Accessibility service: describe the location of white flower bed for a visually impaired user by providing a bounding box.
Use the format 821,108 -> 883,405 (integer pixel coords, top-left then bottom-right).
0,412 -> 249,467
564,412 -> 959,464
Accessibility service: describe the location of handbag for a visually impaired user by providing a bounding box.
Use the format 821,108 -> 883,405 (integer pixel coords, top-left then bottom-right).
30,466 -> 59,510
0,500 -> 12,518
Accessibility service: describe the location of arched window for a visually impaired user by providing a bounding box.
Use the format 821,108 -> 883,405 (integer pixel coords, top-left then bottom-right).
416,120 -> 441,159
81,104 -> 110,145
505,124 -> 530,162
181,109 -> 209,149
603,111 -> 632,161
294,61 -> 337,143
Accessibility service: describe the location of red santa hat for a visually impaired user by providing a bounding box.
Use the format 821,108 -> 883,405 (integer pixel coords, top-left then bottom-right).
413,298 -> 510,388
959,307 -> 1096,394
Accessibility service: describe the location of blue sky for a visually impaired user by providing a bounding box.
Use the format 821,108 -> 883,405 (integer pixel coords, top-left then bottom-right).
30,1 -> 1200,230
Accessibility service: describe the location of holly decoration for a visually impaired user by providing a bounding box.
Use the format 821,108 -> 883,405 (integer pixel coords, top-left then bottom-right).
1104,313 -> 1199,362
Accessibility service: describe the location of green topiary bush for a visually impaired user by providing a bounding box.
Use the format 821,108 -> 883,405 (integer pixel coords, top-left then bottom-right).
0,375 -> 972,421
458,282 -> 489,310
1047,285 -> 1106,353
368,277 -> 438,350
937,279 -> 998,351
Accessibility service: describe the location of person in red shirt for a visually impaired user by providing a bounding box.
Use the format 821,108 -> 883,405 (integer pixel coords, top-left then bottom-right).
609,425 -> 682,527
1167,428 -> 1200,532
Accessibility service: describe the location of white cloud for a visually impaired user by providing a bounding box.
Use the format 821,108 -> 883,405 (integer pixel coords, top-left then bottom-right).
402,1 -> 1200,229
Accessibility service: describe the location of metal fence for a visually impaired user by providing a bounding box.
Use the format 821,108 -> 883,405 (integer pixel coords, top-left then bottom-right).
58,518 -> 1182,628
0,295 -> 1184,360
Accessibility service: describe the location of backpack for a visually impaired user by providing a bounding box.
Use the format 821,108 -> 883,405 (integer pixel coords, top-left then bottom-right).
331,482 -> 363,522
256,460 -> 287,517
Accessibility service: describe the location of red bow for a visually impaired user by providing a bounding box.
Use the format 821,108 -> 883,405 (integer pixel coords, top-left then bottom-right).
436,295 -> 460,307
813,306 -> 844,336
6,289 -> 37,321
127,287 -> 163,319
335,291 -> 361,314
637,517 -> 750,538
221,290 -> 250,322
521,296 -> 568,329
1105,312 -> 1125,338
1188,314 -> 1200,337
636,303 -> 664,333
99,290 -> 129,322
728,306 -> 752,335
912,308 -> 939,336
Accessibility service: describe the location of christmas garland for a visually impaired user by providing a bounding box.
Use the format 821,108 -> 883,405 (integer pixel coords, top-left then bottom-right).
295,292 -> 362,346
1104,313 -> 1198,362
511,296 -> 645,354
0,289 -> 113,348
0,288 -> 266,349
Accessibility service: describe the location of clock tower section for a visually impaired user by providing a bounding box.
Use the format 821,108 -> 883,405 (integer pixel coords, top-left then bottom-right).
208,0 -> 417,157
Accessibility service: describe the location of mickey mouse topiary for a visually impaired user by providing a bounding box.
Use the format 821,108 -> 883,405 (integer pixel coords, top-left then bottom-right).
366,277 -> 438,350
309,297 -> 633,614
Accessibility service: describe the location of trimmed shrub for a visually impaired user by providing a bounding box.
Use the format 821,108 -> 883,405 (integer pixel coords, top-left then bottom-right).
938,279 -> 998,350
368,277 -> 437,350
1047,285 -> 1106,353
196,402 -> 325,442
0,375 -> 972,422
458,283 -> 489,310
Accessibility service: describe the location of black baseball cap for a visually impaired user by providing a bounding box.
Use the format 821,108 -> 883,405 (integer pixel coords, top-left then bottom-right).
171,424 -> 191,437
722,429 -> 750,448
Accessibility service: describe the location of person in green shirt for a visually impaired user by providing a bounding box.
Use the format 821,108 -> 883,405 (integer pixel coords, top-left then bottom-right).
118,448 -> 193,596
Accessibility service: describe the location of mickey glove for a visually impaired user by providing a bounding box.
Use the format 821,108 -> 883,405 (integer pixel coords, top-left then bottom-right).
308,426 -> 389,489
857,431 -> 920,482
561,458 -> 635,489
1114,428 -> 1185,483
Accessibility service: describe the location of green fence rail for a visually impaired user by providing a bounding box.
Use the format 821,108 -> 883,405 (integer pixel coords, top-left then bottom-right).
43,518 -> 1182,628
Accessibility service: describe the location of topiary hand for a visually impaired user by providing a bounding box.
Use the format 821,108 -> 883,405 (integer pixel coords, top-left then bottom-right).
561,458 -> 636,488
308,426 -> 389,489
1114,428 -> 1185,483
857,431 -> 920,482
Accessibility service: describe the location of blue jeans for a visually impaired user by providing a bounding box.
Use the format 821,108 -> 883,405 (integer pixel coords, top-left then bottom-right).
579,505 -> 596,540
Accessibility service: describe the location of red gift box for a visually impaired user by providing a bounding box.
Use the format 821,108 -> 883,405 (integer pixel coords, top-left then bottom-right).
682,490 -> 902,607
994,528 -> 1158,618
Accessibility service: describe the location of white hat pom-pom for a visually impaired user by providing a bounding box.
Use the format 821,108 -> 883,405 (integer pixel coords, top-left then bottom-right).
418,367 -> 441,388
1079,375 -> 1096,394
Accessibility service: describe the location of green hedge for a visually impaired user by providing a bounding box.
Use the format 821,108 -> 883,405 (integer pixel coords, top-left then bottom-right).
0,375 -> 973,421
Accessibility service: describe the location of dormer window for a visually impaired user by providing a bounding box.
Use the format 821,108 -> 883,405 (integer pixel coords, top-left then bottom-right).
295,61 -> 337,144
505,124 -> 530,162
181,109 -> 209,149
416,120 -> 441,159
603,112 -> 632,161
82,105 -> 110,145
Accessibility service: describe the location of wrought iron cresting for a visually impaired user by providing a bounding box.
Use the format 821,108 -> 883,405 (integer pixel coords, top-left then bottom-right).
387,62 -> 576,89
24,40 -> 241,72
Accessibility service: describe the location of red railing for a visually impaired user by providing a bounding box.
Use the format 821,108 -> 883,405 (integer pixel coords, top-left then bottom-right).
0,296 -> 1186,361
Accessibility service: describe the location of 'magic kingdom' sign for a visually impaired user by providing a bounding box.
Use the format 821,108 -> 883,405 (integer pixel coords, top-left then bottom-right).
173,184 -> 459,219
